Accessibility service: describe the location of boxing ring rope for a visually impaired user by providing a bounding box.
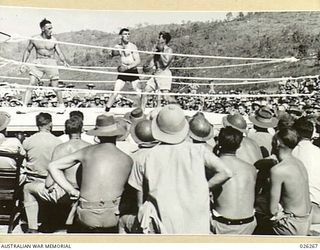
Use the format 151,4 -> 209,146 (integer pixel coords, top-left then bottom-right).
1,81 -> 314,99
2,32 -> 298,62
0,75 -> 287,86
0,56 -> 314,82
73,59 -> 288,70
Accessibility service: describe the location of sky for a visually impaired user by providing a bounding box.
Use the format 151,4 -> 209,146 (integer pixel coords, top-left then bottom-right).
0,6 -> 232,37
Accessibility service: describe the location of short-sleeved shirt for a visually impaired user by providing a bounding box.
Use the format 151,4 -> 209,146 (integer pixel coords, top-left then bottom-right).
0,134 -> 25,169
248,130 -> 273,155
23,131 -> 62,177
129,141 -> 211,234
292,140 -> 320,205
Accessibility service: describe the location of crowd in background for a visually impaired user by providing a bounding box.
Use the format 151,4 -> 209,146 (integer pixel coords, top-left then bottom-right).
1,77 -> 320,115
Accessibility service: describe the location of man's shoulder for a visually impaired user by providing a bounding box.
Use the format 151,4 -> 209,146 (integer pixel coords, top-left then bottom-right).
164,45 -> 173,52
55,139 -> 89,153
128,42 -> 138,49
31,35 -> 42,40
271,160 -> 291,175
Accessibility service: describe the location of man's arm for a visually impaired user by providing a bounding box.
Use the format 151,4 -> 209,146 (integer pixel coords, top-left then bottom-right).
48,150 -> 83,199
54,42 -> 69,67
22,40 -> 34,63
109,44 -> 122,57
204,149 -> 232,189
20,40 -> 34,72
45,145 -> 63,189
269,166 -> 283,216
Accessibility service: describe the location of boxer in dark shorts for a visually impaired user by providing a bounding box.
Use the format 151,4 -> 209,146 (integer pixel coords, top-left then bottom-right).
105,28 -> 142,112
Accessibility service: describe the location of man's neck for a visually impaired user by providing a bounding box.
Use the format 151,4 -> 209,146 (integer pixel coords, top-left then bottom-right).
220,151 -> 236,157
39,127 -> 51,133
41,33 -> 51,40
121,41 -> 129,46
69,133 -> 81,140
278,149 -> 292,162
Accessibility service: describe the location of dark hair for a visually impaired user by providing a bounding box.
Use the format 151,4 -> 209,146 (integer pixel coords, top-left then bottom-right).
69,110 -> 84,121
293,117 -> 313,139
273,128 -> 298,149
159,31 -> 171,44
218,126 -> 243,153
119,28 -> 129,35
36,112 -> 52,127
39,18 -> 51,29
65,117 -> 83,135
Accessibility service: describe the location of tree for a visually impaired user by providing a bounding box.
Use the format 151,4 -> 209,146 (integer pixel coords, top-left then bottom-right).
226,12 -> 233,22
238,12 -> 245,20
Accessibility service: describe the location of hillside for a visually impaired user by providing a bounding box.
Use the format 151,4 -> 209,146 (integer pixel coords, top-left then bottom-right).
1,11 -> 320,93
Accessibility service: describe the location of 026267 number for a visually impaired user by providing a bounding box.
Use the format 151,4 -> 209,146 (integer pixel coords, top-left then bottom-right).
300,244 -> 318,248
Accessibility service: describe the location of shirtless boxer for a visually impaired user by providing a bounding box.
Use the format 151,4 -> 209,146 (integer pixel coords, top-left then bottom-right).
48,114 -> 133,232
20,18 -> 69,113
142,31 -> 175,107
105,28 -> 142,111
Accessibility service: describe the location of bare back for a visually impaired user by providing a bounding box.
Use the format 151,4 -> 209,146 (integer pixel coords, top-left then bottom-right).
214,155 -> 257,219
31,35 -> 57,59
51,139 -> 90,188
271,157 -> 311,216
80,143 -> 133,201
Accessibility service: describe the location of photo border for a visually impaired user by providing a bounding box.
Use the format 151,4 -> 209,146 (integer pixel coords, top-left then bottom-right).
0,0 -> 320,244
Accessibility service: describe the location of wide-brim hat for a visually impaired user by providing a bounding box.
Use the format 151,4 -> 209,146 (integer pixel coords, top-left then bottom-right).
130,119 -> 158,147
0,111 -> 11,131
87,114 -> 126,137
249,107 -> 278,128
124,108 -> 146,124
222,114 -> 247,133
151,105 -> 189,144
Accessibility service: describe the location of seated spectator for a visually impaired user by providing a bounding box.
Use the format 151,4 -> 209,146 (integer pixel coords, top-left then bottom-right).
0,111 -> 25,169
22,112 -> 62,180
59,110 -> 94,144
270,128 -> 311,235
23,117 -> 90,233
221,114 -> 262,165
248,107 -> 278,156
49,114 -> 133,233
211,126 -> 257,235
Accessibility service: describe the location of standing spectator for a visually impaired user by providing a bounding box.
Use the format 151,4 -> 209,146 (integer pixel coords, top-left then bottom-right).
128,105 -> 230,233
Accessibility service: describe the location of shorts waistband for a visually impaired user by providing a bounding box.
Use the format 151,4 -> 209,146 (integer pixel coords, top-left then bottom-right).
79,197 -> 121,209
35,57 -> 55,60
212,214 -> 255,225
283,211 -> 311,218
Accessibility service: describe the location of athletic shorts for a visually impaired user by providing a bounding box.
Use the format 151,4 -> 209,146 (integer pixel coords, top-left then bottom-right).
76,197 -> 121,229
29,58 -> 59,81
117,68 -> 140,82
272,212 -> 311,235
23,181 -> 67,204
146,68 -> 172,91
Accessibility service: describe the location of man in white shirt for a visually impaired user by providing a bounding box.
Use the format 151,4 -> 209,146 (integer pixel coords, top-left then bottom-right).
292,117 -> 320,224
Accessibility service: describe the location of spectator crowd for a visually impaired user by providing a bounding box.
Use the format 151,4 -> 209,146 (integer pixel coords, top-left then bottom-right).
0,95 -> 319,235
